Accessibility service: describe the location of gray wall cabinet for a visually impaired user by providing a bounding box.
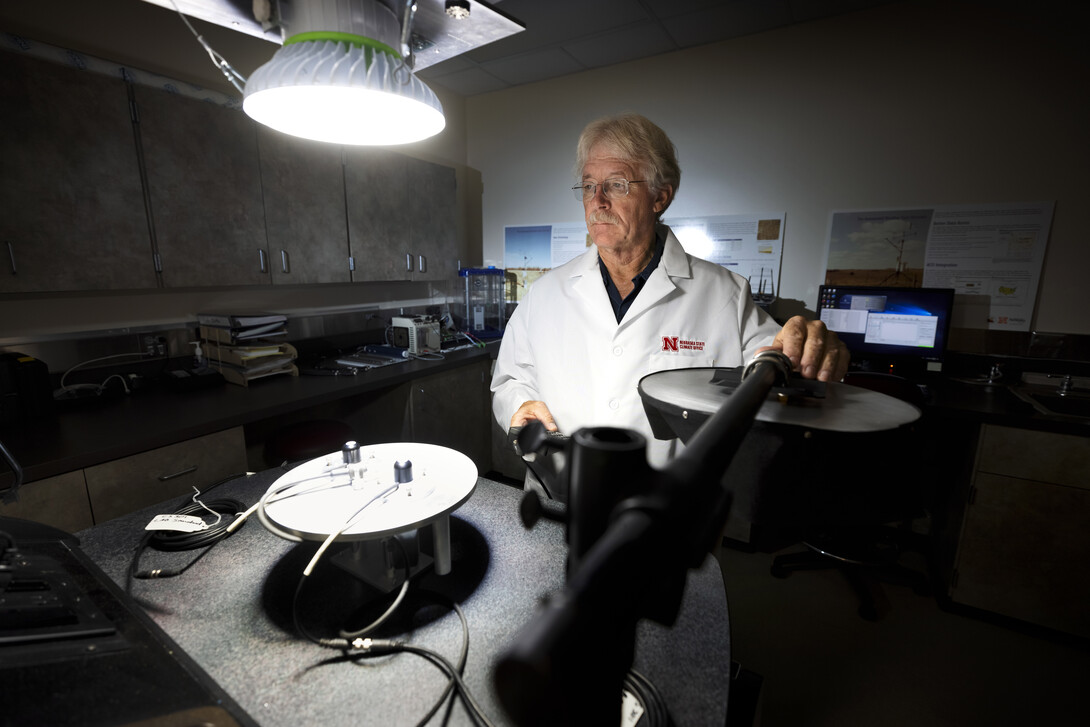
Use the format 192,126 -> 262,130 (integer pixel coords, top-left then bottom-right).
134,84 -> 269,287
409,157 -> 459,282
256,126 -> 352,284
344,147 -> 457,282
0,53 -> 156,293
1,53 -> 461,293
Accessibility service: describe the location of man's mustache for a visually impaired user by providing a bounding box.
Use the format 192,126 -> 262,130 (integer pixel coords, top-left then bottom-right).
588,211 -> 621,225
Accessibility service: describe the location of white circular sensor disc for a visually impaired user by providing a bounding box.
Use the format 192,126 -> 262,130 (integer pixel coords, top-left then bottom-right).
261,442 -> 478,542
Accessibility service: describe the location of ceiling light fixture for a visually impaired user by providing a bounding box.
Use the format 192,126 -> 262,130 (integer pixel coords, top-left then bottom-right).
243,0 -> 445,146
445,0 -> 471,20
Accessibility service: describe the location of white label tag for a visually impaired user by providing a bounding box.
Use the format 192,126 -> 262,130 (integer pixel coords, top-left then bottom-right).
621,689 -> 644,727
146,513 -> 208,533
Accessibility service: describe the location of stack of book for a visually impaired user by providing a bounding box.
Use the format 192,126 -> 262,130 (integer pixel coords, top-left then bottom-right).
196,313 -> 296,387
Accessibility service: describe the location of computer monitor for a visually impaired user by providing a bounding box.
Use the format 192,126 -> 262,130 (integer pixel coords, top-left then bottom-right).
817,285 -> 955,378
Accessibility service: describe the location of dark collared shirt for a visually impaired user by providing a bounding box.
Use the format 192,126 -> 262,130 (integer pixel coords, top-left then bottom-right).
599,230 -> 666,323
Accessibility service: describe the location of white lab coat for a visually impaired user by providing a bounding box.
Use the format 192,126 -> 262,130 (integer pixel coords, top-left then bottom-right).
491,224 -> 780,467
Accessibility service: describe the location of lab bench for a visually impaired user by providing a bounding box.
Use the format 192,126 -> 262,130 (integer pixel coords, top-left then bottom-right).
4,354 -> 1089,640
0,346 -> 496,531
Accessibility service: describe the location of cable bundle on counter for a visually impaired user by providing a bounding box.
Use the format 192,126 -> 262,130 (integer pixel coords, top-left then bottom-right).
127,474 -> 249,584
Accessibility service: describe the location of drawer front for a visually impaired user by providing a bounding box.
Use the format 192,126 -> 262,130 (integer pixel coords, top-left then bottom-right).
953,471 -> 1090,638
84,427 -> 247,523
977,424 -> 1090,489
0,470 -> 93,534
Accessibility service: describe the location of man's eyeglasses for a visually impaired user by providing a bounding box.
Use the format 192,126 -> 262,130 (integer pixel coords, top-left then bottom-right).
572,178 -> 646,202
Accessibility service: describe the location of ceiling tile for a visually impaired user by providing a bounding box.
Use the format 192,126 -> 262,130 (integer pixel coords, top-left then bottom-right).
663,2 -> 793,47
643,0 -> 762,20
563,22 -> 678,68
786,0 -> 885,23
478,47 -> 585,86
422,66 -> 512,96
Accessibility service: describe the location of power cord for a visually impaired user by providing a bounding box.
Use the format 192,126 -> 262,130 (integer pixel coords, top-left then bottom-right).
297,582 -> 493,727
56,351 -> 164,399
406,592 -> 471,727
292,528 -> 494,726
291,535 -> 413,651
395,641 -> 495,727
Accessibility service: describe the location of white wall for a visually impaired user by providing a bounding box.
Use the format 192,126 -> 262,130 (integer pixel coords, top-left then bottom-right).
464,1 -> 1090,335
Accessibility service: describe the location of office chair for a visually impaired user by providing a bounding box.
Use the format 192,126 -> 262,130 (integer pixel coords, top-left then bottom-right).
769,371 -> 934,621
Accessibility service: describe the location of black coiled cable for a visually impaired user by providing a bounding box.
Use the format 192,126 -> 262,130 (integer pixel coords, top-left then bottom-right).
129,495 -> 247,581
624,669 -> 672,727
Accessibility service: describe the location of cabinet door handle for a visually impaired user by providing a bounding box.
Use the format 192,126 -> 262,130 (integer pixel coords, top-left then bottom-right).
158,465 -> 198,481
6,242 -> 16,274
280,249 -> 290,274
406,253 -> 414,272
259,249 -> 269,273
348,256 -> 356,272
418,254 -> 427,273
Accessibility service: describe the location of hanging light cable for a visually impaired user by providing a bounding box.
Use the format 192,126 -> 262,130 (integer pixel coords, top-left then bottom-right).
166,0 -> 248,94
242,0 -> 445,146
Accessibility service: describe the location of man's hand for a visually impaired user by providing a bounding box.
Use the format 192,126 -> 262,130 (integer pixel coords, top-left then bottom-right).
511,400 -> 558,431
761,315 -> 850,382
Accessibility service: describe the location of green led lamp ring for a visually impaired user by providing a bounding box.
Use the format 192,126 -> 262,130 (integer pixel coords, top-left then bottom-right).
284,31 -> 401,61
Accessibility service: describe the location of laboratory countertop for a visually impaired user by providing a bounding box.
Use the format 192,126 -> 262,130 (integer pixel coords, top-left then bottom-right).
3,348 -> 1087,492
69,470 -> 732,726
918,375 -> 1090,435
0,345 -> 496,487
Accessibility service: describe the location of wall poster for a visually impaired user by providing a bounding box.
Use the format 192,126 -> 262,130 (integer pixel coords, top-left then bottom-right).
504,212 -> 786,303
825,202 -> 1054,331
664,213 -> 785,299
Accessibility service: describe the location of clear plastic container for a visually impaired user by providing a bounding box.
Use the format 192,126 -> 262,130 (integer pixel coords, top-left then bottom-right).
457,267 -> 506,338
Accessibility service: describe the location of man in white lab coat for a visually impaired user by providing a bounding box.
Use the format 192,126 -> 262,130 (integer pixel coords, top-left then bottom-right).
491,113 -> 848,471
